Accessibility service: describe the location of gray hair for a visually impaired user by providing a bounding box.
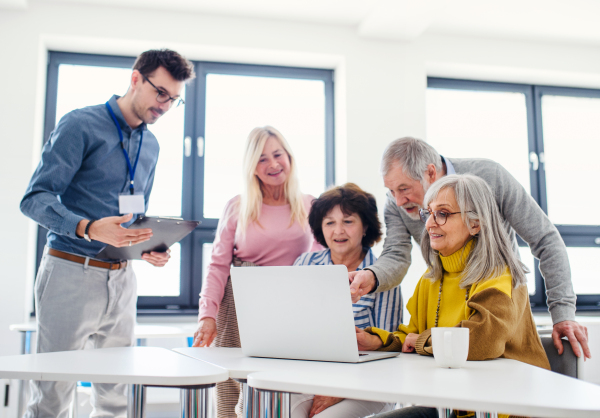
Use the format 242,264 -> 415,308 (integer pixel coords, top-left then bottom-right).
380,137 -> 443,182
420,174 -> 528,288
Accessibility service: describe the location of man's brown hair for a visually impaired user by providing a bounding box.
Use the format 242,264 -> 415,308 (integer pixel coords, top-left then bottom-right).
133,49 -> 195,82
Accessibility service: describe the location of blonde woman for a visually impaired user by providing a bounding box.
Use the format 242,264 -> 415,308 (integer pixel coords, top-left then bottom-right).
192,126 -> 321,418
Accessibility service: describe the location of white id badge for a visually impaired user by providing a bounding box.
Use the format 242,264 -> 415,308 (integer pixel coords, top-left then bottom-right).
119,193 -> 145,214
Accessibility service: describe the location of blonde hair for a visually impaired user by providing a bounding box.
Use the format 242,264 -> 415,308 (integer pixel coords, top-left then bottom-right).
236,126 -> 307,237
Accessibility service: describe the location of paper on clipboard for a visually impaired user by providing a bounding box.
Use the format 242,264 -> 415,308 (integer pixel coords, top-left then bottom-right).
95,216 -> 200,260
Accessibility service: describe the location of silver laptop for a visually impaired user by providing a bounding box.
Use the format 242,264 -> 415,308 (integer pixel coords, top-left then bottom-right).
231,265 -> 399,363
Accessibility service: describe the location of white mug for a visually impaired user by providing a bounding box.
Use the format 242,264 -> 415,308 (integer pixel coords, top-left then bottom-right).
431,327 -> 469,368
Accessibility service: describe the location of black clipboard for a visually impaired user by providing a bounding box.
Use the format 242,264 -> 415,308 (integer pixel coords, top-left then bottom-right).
95,216 -> 200,260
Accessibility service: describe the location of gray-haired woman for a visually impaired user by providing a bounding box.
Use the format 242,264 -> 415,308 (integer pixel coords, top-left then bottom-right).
356,174 -> 550,418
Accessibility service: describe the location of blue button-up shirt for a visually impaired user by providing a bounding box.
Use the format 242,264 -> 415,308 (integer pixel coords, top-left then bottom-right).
442,155 -> 456,175
21,95 -> 159,259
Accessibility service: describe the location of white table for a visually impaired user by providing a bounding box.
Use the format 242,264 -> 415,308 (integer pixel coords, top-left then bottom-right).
9,321 -> 198,416
174,347 -> 600,418
174,347 -> 389,380
247,352 -> 600,418
174,347 -> 405,418
0,346 -> 228,418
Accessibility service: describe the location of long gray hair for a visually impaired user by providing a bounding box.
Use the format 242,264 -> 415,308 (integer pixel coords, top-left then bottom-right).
380,137 -> 443,181
421,174 -> 528,288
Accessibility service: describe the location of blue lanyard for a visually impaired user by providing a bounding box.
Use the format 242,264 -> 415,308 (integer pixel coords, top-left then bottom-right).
105,101 -> 144,195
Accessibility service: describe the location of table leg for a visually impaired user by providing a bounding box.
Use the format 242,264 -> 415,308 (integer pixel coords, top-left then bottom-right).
180,386 -> 214,418
243,381 -> 251,418
127,384 -> 147,418
251,384 -> 259,418
17,379 -> 26,418
17,331 -> 32,418
69,386 -> 77,418
439,409 -> 497,418
437,408 -> 452,417
251,389 -> 290,418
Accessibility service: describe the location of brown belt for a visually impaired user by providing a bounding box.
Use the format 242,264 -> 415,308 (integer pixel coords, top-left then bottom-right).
48,248 -> 128,270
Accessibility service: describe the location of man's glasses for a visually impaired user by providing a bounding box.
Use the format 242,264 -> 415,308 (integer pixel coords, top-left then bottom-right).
418,208 -> 474,226
142,74 -> 184,107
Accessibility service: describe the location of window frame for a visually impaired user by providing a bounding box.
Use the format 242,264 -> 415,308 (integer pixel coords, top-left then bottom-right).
35,51 -> 335,315
533,85 -> 600,309
428,77 -> 600,311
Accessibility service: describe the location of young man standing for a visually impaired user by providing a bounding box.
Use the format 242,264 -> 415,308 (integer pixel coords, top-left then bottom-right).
21,49 -> 195,418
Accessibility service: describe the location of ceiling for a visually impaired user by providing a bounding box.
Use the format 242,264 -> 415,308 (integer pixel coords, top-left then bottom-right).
4,0 -> 600,45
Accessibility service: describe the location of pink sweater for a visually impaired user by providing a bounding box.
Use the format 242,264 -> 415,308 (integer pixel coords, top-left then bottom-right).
198,194 -> 321,320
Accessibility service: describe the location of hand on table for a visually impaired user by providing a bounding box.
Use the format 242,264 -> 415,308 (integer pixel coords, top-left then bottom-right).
348,270 -> 376,303
77,213 -> 153,247
553,320 -> 591,360
192,318 -> 217,347
402,333 -> 419,353
308,396 -> 344,418
142,249 -> 171,267
355,326 -> 383,351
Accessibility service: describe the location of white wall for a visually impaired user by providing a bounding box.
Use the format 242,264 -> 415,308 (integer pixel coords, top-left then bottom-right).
1,1 -> 600,412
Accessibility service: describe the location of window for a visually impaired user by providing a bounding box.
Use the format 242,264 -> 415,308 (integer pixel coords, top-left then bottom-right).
427,78 -> 600,311
36,52 -> 334,313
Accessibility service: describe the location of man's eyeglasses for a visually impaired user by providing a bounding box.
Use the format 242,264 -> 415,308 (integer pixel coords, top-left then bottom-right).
418,208 -> 475,226
142,74 -> 184,107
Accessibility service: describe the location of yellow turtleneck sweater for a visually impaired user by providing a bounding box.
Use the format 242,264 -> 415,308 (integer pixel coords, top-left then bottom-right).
367,240 -> 550,418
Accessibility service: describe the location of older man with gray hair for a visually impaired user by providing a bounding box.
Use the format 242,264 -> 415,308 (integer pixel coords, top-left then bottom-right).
349,137 -> 591,359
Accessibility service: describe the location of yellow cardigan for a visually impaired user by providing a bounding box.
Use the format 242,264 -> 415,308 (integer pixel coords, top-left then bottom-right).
367,241 -> 550,418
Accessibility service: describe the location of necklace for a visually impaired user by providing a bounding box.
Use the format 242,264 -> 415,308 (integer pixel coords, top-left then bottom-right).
434,277 -> 471,328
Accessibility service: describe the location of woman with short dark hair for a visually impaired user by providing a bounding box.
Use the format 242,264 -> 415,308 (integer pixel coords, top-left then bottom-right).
292,183 -> 401,418
308,183 -> 383,252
